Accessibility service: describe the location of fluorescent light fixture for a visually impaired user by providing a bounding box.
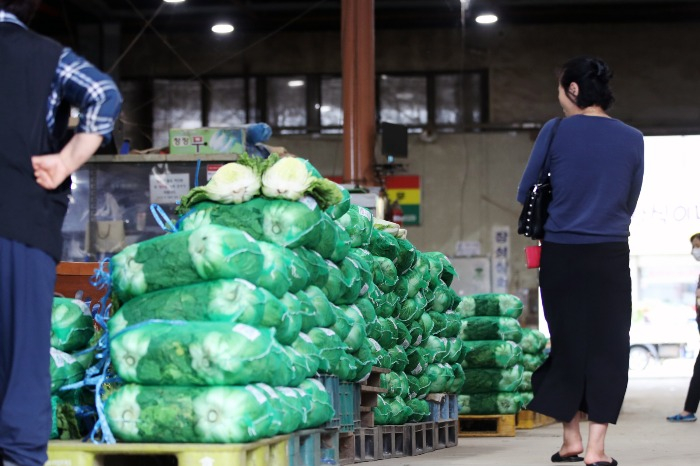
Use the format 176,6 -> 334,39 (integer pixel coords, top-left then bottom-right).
320,105 -> 331,112
288,80 -> 305,87
475,14 -> 498,24
163,0 -> 186,3
212,23 -> 234,34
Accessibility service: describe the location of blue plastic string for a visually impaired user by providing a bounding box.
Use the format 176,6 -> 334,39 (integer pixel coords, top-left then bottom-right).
150,204 -> 177,233
194,159 -> 201,187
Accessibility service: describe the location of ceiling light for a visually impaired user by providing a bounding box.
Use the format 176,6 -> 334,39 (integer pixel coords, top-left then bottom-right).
163,0 -> 186,3
475,14 -> 498,24
288,80 -> 305,87
212,23 -> 234,34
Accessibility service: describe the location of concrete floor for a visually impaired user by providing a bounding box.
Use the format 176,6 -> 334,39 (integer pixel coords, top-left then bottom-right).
379,360 -> 698,466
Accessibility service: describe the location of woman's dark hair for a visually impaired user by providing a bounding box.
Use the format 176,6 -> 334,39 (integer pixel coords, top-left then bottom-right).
559,56 -> 615,110
0,0 -> 41,23
690,233 -> 700,243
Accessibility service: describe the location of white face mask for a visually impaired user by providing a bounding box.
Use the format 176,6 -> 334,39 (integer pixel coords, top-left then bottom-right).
692,247 -> 700,261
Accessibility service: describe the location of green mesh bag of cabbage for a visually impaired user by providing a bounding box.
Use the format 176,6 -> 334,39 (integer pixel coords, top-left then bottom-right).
108,277 -> 303,346
460,365 -> 524,394
456,293 -> 523,319
520,327 -> 549,354
51,298 -> 95,353
458,316 -> 523,343
457,392 -> 522,415
518,370 -> 533,392
50,347 -> 94,394
110,321 -> 304,386
179,197 -> 324,250
460,340 -> 523,369
110,224 -> 268,306
373,395 -> 413,425
105,382 -> 331,443
522,353 -> 548,372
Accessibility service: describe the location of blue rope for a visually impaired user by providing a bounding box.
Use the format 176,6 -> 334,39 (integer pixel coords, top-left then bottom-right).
150,204 -> 177,233
194,159 -> 201,188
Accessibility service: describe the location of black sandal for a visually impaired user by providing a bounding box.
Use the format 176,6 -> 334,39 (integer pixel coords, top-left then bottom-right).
552,451 -> 585,462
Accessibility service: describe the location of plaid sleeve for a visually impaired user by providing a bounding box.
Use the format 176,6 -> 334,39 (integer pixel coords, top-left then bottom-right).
48,48 -> 122,142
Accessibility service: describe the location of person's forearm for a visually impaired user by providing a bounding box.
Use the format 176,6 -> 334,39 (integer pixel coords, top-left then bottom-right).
59,133 -> 104,173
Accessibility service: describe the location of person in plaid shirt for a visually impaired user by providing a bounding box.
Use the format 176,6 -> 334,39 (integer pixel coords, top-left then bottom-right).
0,2 -> 121,465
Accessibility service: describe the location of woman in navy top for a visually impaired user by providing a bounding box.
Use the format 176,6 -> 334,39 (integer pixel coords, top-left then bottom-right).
517,56 -> 644,466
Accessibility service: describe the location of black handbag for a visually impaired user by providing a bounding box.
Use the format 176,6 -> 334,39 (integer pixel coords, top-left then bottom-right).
518,118 -> 562,240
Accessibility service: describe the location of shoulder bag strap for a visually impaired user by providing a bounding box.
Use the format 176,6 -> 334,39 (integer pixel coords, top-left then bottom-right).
537,117 -> 562,183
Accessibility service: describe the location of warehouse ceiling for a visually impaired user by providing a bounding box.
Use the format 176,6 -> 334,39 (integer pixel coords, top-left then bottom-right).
31,0 -> 700,38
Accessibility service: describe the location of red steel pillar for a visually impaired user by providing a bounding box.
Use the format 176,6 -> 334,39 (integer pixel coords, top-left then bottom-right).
342,0 -> 376,186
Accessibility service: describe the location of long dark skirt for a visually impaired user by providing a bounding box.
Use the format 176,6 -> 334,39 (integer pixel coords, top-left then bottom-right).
528,241 -> 632,424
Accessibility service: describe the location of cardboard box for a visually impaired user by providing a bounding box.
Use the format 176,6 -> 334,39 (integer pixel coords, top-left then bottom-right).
169,127 -> 246,155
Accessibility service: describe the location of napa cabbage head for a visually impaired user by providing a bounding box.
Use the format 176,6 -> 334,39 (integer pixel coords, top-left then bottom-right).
261,155 -> 343,210
177,154 -> 264,213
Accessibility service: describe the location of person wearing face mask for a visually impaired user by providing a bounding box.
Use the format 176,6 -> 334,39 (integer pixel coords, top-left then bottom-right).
666,233 -> 700,423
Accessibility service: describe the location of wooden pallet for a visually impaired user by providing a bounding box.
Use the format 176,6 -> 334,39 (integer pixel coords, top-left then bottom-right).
47,436 -> 290,466
516,409 -> 556,429
359,367 -> 389,428
457,414 -> 516,437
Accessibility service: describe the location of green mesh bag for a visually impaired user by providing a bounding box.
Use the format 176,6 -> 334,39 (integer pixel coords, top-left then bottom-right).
380,371 -> 410,398
443,311 -> 461,338
408,320 -> 425,348
257,240 -> 310,295
340,305 -> 368,352
268,385 -> 305,433
368,229 -> 399,261
312,213 -> 352,261
444,338 -> 464,365
404,267 -> 429,299
425,363 -> 455,393
354,297 -> 379,336
307,327 -> 349,374
178,197 -> 323,249
289,290 -> 318,334
407,398 -> 430,422
373,395 -> 391,425
394,238 -> 418,275
460,340 -> 523,369
457,293 -> 524,319
429,282 -> 455,313
422,252 -> 457,287
108,278 -> 271,334
421,335 -> 449,364
393,276 -> 409,302
449,363 -> 466,394
333,350 -> 358,381
345,251 -> 373,296
298,378 -> 336,428
368,338 -> 392,369
428,312 -> 448,337
325,184 -> 351,220
522,353 -> 548,372
272,294 -> 302,345
50,348 -> 93,394
394,319 -> 412,349
330,305 -> 353,341
386,396 -> 412,425
291,333 -> 323,375
51,298 -> 94,353
106,384 -> 284,443
405,346 -> 428,376
396,296 -> 424,324
387,345 -> 409,372
321,260 -> 352,304
460,365 -> 524,394
520,328 -> 548,354
372,256 -> 399,293
293,247 -> 329,289
337,205 -> 374,248
350,339 -> 377,382
110,322 -> 295,386
375,291 -> 399,319
336,257 -> 363,305
459,316 -> 523,343
110,224 -> 266,306
458,393 -> 522,415
303,286 -> 337,328
519,370 -> 533,392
